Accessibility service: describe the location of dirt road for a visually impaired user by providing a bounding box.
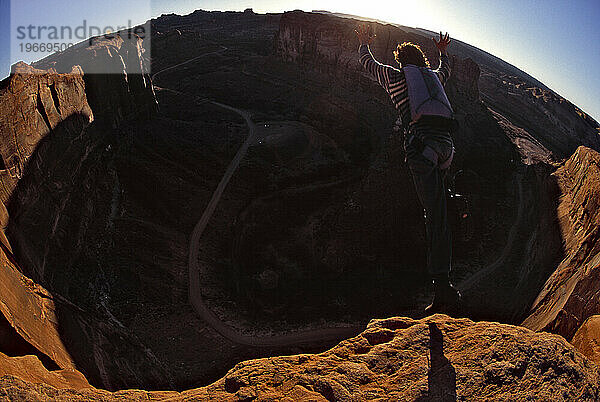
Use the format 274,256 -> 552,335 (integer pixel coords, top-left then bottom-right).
153,50 -> 364,347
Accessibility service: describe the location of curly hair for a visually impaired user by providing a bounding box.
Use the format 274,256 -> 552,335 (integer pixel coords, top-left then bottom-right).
394,42 -> 430,68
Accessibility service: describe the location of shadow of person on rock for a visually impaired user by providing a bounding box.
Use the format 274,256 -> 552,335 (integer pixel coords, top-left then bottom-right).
417,322 -> 457,401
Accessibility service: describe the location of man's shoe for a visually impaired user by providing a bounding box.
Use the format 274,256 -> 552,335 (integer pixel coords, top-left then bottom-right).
425,280 -> 462,316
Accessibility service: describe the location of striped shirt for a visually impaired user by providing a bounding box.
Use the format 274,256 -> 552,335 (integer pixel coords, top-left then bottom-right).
359,44 -> 453,155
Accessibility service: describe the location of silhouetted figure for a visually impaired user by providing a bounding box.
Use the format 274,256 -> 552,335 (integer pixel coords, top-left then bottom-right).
355,25 -> 461,315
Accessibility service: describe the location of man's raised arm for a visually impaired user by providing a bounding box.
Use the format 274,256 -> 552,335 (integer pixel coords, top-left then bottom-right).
355,24 -> 392,92
432,31 -> 452,86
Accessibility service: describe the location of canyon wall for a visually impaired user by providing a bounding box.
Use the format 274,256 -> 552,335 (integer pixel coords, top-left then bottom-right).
33,34 -> 157,127
522,146 -> 600,340
0,33 -> 171,389
274,11 -> 540,166
0,63 -> 92,205
275,11 -> 600,160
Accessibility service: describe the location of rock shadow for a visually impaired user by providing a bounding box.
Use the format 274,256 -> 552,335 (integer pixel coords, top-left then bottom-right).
417,323 -> 457,401
3,113 -> 173,390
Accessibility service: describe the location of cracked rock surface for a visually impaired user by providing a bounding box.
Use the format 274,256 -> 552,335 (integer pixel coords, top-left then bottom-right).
1,315 -> 599,401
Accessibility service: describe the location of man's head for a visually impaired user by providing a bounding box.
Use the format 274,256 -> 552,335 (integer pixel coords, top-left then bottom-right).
394,42 -> 430,68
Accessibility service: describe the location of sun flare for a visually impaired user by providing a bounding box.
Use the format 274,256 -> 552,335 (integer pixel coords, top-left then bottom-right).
326,0 -> 430,29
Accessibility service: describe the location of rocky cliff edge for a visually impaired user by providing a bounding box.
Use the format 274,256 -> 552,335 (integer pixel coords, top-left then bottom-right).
1,314 -> 598,400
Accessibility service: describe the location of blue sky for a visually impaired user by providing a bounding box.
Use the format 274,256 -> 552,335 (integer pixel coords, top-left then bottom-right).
1,0 -> 599,122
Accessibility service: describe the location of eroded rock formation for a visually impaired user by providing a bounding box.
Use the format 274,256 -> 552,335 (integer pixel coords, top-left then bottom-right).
572,315 -> 600,366
0,32 -> 172,390
2,315 -> 600,400
522,147 -> 600,340
0,352 -> 90,391
33,34 -> 157,127
0,62 -> 92,201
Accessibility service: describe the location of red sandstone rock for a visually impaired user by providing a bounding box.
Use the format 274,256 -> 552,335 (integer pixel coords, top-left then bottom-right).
523,147 -> 600,340
0,63 -> 92,201
0,32 -> 168,391
1,315 -> 599,400
0,232 -> 76,372
0,352 -> 90,390
572,315 -> 600,366
32,33 -> 157,127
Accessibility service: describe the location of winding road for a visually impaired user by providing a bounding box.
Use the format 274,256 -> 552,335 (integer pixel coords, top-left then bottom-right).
152,48 -> 364,347
153,46 -> 527,347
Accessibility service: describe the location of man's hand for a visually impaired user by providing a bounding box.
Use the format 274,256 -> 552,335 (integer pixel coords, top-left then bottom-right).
355,24 -> 376,46
432,31 -> 451,54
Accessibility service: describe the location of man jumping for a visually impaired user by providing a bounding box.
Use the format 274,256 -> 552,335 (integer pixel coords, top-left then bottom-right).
355,24 -> 461,315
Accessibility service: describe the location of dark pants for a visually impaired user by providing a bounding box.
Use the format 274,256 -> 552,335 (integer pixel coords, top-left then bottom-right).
405,136 -> 453,281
